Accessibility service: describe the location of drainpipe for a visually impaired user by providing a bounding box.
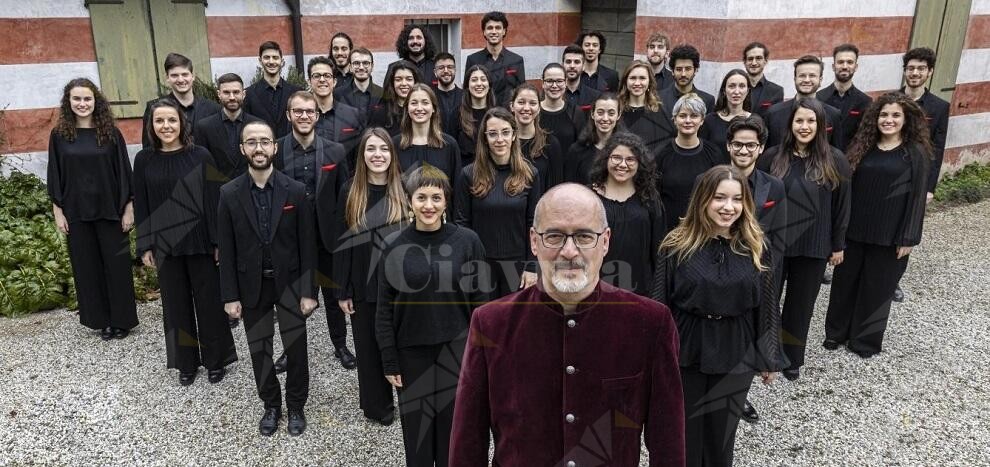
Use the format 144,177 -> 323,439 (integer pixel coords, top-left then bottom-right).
285,0 -> 305,70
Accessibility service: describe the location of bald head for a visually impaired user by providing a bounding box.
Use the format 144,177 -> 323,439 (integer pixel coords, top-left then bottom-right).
533,183 -> 608,232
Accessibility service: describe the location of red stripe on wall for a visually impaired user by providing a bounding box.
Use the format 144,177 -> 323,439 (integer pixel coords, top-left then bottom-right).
944,142 -> 990,171
964,15 -> 990,49
1,109 -> 143,154
950,81 -> 990,117
0,18 -> 96,65
207,16 -> 295,58
635,16 -> 912,62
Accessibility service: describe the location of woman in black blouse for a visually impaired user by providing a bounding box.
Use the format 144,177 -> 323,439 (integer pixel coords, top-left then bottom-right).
588,132 -> 665,296
335,127 -> 408,425
454,107 -> 541,298
756,97 -> 850,380
655,93 -> 729,230
369,60 -> 420,137
454,65 -> 496,167
510,82 -> 563,189
134,100 -> 236,386
824,93 -> 931,358
651,165 -> 784,466
539,63 -> 585,158
377,166 -> 489,467
47,78 -> 137,339
394,84 -> 461,184
700,69 -> 753,155
618,60 -> 675,154
565,93 -> 622,185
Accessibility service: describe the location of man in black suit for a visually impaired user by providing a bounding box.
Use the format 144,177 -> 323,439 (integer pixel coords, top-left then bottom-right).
724,115 -> 787,426
562,45 -> 602,112
336,47 -> 383,125
142,52 -> 220,149
464,11 -> 526,105
660,44 -> 716,117
764,55 -> 842,148
308,56 -> 364,169
433,52 -> 464,135
646,32 -> 673,91
743,42 -> 785,118
274,90 -> 355,371
577,30 -> 620,93
195,73 -> 262,182
243,41 -> 301,139
818,44 -> 873,151
218,120 -> 317,436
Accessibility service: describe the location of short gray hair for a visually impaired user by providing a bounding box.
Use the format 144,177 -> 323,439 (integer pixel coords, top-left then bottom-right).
533,183 -> 608,231
672,93 -> 707,117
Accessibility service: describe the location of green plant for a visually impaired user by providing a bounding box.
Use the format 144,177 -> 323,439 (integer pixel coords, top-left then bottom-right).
249,65 -> 308,89
933,163 -> 990,206
158,76 -> 220,104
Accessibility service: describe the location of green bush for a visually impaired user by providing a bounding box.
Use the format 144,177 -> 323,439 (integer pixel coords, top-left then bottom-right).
249,65 -> 308,89
158,76 -> 220,104
0,171 -> 158,317
933,163 -> 990,206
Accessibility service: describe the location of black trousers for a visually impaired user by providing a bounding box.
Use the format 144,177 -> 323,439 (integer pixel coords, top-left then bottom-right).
352,300 -> 395,420
825,240 -> 909,355
396,337 -> 466,467
681,368 -> 754,467
319,247 -> 348,350
486,257 -> 526,300
242,278 -> 310,410
65,220 -> 137,330
157,254 -> 237,372
779,256 -> 828,370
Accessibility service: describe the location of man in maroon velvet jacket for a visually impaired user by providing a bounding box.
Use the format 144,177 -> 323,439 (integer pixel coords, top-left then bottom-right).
450,183 -> 685,466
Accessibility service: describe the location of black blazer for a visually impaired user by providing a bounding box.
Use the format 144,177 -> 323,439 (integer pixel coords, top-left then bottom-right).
274,134 -> 350,252
750,77 -> 785,118
654,67 -> 674,92
818,84 -> 873,151
335,81 -> 384,125
566,85 -> 602,113
243,78 -> 302,139
315,101 -> 365,167
581,64 -> 620,93
910,88 -> 949,192
194,112 -> 262,181
217,170 -> 317,308
765,98 -> 842,148
750,168 -> 787,291
659,86 -> 716,118
142,95 -> 221,149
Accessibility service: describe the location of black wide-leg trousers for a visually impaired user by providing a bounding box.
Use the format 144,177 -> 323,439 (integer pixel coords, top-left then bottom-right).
66,220 -> 137,330
352,300 -> 395,420
779,256 -> 828,370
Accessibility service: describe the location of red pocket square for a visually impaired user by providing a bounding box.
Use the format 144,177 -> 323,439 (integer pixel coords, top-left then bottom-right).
342,127 -> 355,133
321,163 -> 338,172
849,110 -> 861,116
826,126 -> 834,133
761,101 -> 772,108
763,200 -> 776,209
431,79 -> 439,86
283,204 -> 295,211
506,68 -> 517,75
580,104 -> 592,111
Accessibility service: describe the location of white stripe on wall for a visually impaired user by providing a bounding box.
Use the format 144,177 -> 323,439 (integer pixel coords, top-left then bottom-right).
946,112 -> 990,149
204,0 -> 290,17
972,0 -> 990,15
0,62 -> 100,110
0,145 -> 141,182
0,1 -> 89,19
956,49 -> 990,84
300,0 -> 580,16
637,0 -> 915,19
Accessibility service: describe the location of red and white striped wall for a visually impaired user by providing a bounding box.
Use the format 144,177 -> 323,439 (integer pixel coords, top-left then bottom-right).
946,0 -> 990,170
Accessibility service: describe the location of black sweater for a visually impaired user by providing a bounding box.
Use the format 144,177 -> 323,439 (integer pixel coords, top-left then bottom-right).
454,163 -> 541,265
698,113 -> 733,159
520,135 -> 564,190
333,180 -> 405,302
47,128 -> 132,223
132,145 -> 219,256
392,133 -> 463,187
599,193 -> 666,296
655,139 -> 729,229
847,144 -> 929,247
376,223 -> 489,374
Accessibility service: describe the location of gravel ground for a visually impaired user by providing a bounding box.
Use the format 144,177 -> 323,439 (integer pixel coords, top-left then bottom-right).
2,200 -> 988,466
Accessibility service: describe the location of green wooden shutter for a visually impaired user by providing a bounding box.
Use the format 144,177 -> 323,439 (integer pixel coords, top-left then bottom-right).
148,0 -> 213,82
910,0 -> 972,101
87,0 -> 159,118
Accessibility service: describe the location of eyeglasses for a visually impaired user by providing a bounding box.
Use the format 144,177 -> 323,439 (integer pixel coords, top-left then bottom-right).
435,64 -> 455,71
905,65 -> 929,73
290,108 -> 317,117
535,230 -> 604,249
542,79 -> 565,87
485,129 -> 514,140
241,138 -> 274,149
729,141 -> 761,152
608,155 -> 638,166
310,72 -> 334,81
351,60 -> 372,68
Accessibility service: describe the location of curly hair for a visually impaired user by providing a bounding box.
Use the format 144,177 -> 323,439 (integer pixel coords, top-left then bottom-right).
55,78 -> 117,146
846,92 -> 933,170
396,24 -> 437,62
588,132 -> 659,206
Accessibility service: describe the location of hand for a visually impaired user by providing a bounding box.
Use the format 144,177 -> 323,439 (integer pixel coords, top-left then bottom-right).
520,271 -> 538,289
926,192 -> 934,204
829,250 -> 844,266
760,371 -> 775,385
896,246 -> 913,259
120,202 -> 134,232
339,299 -> 355,315
224,301 -> 242,319
300,297 -> 318,316
386,374 -> 403,388
213,247 -> 220,265
141,250 -> 156,268
53,206 -> 69,234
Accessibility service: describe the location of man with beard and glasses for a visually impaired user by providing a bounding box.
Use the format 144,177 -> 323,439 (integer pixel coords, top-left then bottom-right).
196,73 -> 262,183
562,44 -> 602,111
142,53 -> 220,149
388,24 -> 438,88
329,32 -> 354,91
269,90 -> 354,373
433,52 -> 464,134
243,41 -> 301,139
818,44 -> 872,151
308,56 -> 364,168
765,55 -> 842,148
646,32 -> 673,92
659,44 -> 715,118
336,47 -> 383,125
464,11 -> 526,105
450,183 -> 685,467
743,42 -> 784,118
218,121 -> 317,436
577,30 -> 620,93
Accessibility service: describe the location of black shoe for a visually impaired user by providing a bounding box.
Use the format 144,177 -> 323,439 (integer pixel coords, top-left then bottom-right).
100,327 -> 114,341
741,400 -> 759,424
366,412 -> 396,426
179,371 -> 197,386
112,328 -> 129,339
822,269 -> 833,284
892,286 -> 905,303
334,347 -> 357,370
228,318 -> 240,328
852,349 -> 877,359
259,408 -> 281,436
273,354 -> 288,374
783,369 -> 801,381
287,409 -> 307,436
208,368 -> 226,384
822,339 -> 842,351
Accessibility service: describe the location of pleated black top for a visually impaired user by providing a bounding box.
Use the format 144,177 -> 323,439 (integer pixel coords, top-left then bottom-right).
847,144 -> 929,247
46,128 -> 132,223
520,135 -> 564,190
564,141 -> 601,186
598,193 -> 666,296
333,180 -> 405,302
655,139 -> 729,229
622,106 -> 676,153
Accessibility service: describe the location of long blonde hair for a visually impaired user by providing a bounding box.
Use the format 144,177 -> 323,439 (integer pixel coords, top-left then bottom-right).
471,107 -> 534,198
660,165 -> 766,270
345,127 -> 408,230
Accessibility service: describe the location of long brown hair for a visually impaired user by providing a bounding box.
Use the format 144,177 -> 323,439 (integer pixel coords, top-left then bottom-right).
345,127 -> 408,230
55,78 -> 117,146
382,60 -> 422,128
770,97 -> 841,189
617,60 -> 660,112
846,92 -> 933,170
470,107 -> 535,198
458,65 -> 496,139
660,165 -> 766,270
399,84 -> 446,149
510,83 -> 550,159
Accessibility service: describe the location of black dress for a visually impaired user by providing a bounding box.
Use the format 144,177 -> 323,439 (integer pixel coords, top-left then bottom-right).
564,141 -> 600,186
654,139 -> 729,229
698,113 -> 737,158
622,106 -> 675,153
598,193 -> 666,296
520,135 -> 564,190
539,102 -> 584,158
46,127 -> 137,331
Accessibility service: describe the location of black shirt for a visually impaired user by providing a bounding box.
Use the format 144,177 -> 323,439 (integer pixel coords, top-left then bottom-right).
289,138 -> 318,199
47,127 -> 132,223
749,76 -> 785,118
765,97 -> 842,148
659,86 -> 716,118
454,163 -> 542,263
454,107 -> 488,166
580,64 -> 620,93
243,78 -> 301,139
250,180 -> 275,269
333,181 -> 405,302
367,99 -> 404,137
655,139 -> 729,229
389,57 -> 437,88
141,94 -> 221,149
654,67 -> 674,91
336,80 -> 384,124
699,113 -> 735,158
818,83 -> 872,151
847,145 -> 928,247
564,142 -> 600,186
465,47 -> 526,105
904,87 -> 949,192
599,193 -> 666,296
520,135 -> 564,190
436,87 -> 465,135
564,84 -> 602,110
392,134 -> 463,187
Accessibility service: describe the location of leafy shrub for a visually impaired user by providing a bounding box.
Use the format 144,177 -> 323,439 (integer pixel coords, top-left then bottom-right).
158,76 -> 220,104
933,163 -> 990,206
249,65 -> 308,89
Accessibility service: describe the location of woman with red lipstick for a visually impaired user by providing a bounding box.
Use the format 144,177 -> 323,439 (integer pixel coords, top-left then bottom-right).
394,84 -> 461,185
618,60 -> 675,154
511,83 -> 564,189
700,69 -> 753,154
369,60 -> 421,137
47,78 -> 137,340
824,93 -> 930,358
453,65 -> 497,167
757,97 -> 850,380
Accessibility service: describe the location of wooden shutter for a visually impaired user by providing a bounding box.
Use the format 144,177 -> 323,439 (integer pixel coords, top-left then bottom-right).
87,0 -> 159,118
148,0 -> 213,82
